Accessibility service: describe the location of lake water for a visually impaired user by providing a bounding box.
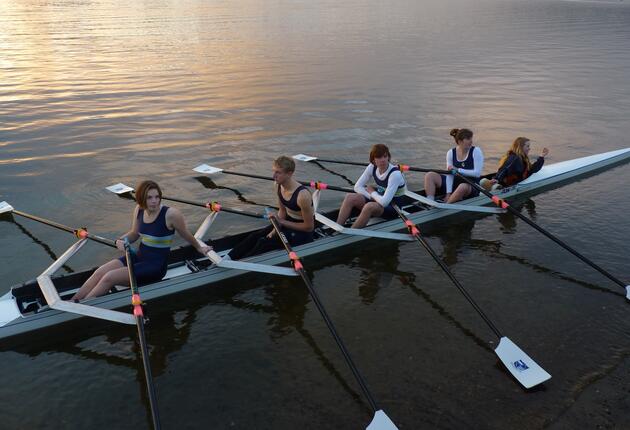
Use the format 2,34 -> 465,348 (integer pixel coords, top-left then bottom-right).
1,0 -> 630,428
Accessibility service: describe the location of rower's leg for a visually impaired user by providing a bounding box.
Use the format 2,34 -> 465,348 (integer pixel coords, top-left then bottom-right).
84,267 -> 131,299
71,259 -> 124,301
336,193 -> 367,225
424,172 -> 442,200
447,183 -> 472,203
352,202 -> 385,229
228,226 -> 273,260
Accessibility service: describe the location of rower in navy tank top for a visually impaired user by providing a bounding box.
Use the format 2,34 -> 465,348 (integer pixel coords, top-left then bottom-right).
336,143 -> 407,229
371,164 -> 407,212
228,156 -> 314,260
118,205 -> 174,284
71,180 -> 211,301
424,128 -> 485,203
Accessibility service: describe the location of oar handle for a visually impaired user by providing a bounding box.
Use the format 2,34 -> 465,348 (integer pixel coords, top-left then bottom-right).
123,241 -> 161,430
268,216 -> 380,414
13,209 -> 116,248
392,204 -> 504,339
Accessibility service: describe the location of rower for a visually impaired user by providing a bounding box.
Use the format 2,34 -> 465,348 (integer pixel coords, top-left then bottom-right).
71,180 -> 211,300
226,156 -> 315,260
335,143 -> 407,229
481,137 -> 549,190
424,128 -> 484,203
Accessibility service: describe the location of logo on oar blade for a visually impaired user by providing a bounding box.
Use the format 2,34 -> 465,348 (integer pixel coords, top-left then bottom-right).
513,359 -> 530,372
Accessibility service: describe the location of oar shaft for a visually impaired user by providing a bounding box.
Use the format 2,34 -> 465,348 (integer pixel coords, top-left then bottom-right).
12,209 -> 116,248
124,244 -> 161,430
219,170 -> 354,193
453,173 -> 628,290
160,195 -> 265,219
392,205 -> 503,339
268,216 -> 379,413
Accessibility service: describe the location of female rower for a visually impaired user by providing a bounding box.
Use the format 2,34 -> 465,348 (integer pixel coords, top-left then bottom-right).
336,143 -> 407,229
71,180 -> 211,300
227,156 -> 315,260
424,128 -> 484,203
489,137 -> 549,188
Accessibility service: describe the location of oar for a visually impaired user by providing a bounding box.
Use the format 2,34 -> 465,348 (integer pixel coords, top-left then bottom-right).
106,184 -> 298,277
292,156 -> 630,299
0,201 -> 115,248
106,183 -> 265,219
267,214 -> 398,430
0,201 -> 163,422
292,154 -> 506,214
193,164 -> 354,193
391,203 -> 551,389
192,164 -> 416,242
123,239 -> 161,430
441,172 -> 630,301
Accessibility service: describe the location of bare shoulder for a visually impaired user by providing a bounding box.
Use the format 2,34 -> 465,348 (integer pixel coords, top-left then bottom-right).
297,188 -> 313,207
165,206 -> 185,226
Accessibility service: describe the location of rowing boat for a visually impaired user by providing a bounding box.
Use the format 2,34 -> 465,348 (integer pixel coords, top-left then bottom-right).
1,147 -> 629,340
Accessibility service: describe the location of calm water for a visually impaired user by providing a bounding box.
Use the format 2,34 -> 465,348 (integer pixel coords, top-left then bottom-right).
1,0 -> 630,428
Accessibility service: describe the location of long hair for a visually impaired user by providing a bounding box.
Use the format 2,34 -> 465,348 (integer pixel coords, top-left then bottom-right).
498,137 -> 531,169
135,180 -> 162,209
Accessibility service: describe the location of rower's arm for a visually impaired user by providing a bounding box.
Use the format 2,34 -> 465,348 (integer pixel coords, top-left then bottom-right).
370,170 -> 404,207
167,207 -> 211,254
118,205 -> 141,244
353,165 -> 373,200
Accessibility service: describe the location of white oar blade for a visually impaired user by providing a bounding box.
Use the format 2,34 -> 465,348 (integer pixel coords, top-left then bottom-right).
293,153 -> 318,162
494,336 -> 551,389
625,285 -> 630,301
106,183 -> 134,194
344,227 -> 413,241
193,164 -> 224,175
0,201 -> 15,214
217,259 -> 298,277
366,410 -> 399,430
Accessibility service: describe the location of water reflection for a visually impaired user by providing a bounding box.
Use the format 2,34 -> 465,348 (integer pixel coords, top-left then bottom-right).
1,213 -> 74,273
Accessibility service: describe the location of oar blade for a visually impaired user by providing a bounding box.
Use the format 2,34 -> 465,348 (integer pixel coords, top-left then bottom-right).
293,154 -> 318,162
0,201 -> 14,214
626,285 -> 630,301
106,183 -> 134,194
494,336 -> 551,389
193,164 -> 224,175
366,410 -> 399,430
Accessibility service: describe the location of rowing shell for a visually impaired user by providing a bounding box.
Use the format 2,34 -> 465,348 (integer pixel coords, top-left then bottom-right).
1,148 -> 629,340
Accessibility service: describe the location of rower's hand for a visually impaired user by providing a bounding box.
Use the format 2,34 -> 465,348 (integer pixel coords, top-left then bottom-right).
366,186 -> 375,194
196,241 -> 212,255
541,147 -> 549,157
115,239 -> 125,251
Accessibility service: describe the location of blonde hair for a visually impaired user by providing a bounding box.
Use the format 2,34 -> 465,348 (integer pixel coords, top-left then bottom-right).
273,156 -> 295,173
498,137 -> 531,170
